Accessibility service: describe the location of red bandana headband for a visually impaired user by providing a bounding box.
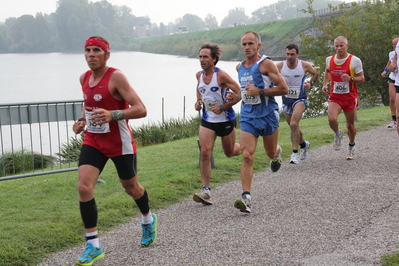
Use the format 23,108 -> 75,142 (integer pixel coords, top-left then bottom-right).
84,37 -> 110,52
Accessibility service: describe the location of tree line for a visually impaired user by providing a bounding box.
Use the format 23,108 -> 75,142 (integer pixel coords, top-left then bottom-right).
0,0 -> 341,53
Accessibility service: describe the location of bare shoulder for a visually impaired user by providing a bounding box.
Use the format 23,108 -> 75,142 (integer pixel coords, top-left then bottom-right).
275,61 -> 283,70
259,58 -> 279,73
301,60 -> 313,69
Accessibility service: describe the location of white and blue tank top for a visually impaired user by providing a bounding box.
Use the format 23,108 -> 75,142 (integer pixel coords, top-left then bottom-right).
198,67 -> 236,123
281,59 -> 307,104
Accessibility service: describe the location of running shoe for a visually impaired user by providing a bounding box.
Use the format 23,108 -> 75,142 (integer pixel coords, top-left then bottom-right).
347,147 -> 356,160
141,213 -> 158,247
234,194 -> 251,213
75,243 -> 104,266
300,141 -> 310,160
270,145 -> 282,172
193,189 -> 212,205
289,152 -> 299,164
387,120 -> 397,128
333,130 -> 344,150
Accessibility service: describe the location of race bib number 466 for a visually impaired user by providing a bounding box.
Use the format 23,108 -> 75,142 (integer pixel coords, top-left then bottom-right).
333,81 -> 350,94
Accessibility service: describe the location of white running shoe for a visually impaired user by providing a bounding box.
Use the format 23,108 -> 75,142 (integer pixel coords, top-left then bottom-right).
289,152 -> 299,164
347,147 -> 356,160
333,130 -> 344,150
234,194 -> 251,213
193,189 -> 212,205
300,141 -> 310,160
387,120 -> 397,128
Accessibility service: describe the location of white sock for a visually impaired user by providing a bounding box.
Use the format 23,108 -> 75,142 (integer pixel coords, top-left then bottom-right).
142,212 -> 153,224
86,231 -> 100,248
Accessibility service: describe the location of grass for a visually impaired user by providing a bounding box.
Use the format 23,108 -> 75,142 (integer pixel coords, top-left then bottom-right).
0,106 -> 397,266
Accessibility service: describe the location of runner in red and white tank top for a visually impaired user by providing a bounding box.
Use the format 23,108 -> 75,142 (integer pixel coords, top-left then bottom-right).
82,67 -> 136,157
321,36 -> 364,160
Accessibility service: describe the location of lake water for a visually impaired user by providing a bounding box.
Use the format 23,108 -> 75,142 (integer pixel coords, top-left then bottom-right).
0,51 -> 282,127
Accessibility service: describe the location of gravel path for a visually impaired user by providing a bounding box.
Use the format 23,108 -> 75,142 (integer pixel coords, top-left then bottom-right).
39,125 -> 399,266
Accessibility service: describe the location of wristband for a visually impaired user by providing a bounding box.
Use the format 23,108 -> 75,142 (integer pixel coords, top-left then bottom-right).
77,118 -> 85,122
110,110 -> 124,121
384,68 -> 389,72
220,105 -> 226,112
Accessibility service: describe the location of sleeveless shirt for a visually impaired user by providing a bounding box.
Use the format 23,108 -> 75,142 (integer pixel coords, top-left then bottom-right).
281,60 -> 307,105
328,54 -> 358,100
82,67 -> 137,157
198,67 -> 236,123
238,55 -> 279,118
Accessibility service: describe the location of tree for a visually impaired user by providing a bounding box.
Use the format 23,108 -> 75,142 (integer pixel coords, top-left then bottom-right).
204,14 -> 218,30
34,13 -> 53,52
176,14 -> 204,32
9,15 -> 37,52
300,0 -> 399,117
55,0 -> 101,51
220,7 -> 248,28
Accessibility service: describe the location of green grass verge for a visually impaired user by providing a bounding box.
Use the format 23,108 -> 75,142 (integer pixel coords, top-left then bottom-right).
0,106 -> 397,266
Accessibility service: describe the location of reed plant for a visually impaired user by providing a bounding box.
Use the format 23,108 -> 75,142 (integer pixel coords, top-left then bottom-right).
0,150 -> 54,176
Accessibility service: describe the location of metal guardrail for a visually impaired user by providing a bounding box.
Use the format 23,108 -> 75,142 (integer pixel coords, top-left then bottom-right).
0,100 -> 83,181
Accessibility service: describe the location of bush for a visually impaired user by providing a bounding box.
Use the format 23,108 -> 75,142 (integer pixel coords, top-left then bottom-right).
0,150 -> 55,176
56,134 -> 83,163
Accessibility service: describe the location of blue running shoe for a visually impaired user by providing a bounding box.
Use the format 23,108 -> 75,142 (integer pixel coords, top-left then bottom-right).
75,243 -> 104,266
141,213 -> 158,247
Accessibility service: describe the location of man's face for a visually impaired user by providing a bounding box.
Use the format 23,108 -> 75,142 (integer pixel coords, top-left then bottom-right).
285,48 -> 298,65
333,39 -> 349,57
198,48 -> 215,70
241,33 -> 260,59
84,46 -> 109,70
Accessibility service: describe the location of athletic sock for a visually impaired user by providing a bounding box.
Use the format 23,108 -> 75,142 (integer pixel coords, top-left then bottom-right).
142,212 -> 153,225
299,141 -> 306,149
86,231 -> 100,248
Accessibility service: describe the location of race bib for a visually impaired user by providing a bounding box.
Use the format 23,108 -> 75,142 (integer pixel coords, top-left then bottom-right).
241,88 -> 261,105
333,81 -> 350,94
286,86 -> 300,99
85,110 -> 110,133
203,98 -> 223,112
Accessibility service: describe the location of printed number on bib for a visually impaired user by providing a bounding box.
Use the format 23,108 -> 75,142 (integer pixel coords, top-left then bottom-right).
333,81 -> 350,94
85,110 -> 111,133
241,88 -> 261,105
286,86 -> 300,99
203,98 -> 222,112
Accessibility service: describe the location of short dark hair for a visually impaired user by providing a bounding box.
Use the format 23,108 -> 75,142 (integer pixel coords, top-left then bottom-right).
199,43 -> 222,66
286,43 -> 299,54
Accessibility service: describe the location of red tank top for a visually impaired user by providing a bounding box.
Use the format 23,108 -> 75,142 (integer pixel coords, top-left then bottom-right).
329,54 -> 358,100
82,67 -> 137,157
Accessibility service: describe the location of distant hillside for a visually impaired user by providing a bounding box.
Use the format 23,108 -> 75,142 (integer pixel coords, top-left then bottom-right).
130,17 -> 315,61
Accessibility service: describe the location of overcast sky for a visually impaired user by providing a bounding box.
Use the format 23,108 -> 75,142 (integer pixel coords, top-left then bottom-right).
0,0 -> 279,24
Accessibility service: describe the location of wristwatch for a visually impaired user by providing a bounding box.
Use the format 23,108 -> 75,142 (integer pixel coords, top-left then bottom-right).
259,89 -> 264,96
350,77 -> 355,82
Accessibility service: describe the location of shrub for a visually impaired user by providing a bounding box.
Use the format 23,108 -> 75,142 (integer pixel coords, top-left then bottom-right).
0,150 -> 55,176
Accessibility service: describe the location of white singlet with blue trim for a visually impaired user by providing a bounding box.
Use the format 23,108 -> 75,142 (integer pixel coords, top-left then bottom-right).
281,60 -> 307,104
198,67 -> 236,123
